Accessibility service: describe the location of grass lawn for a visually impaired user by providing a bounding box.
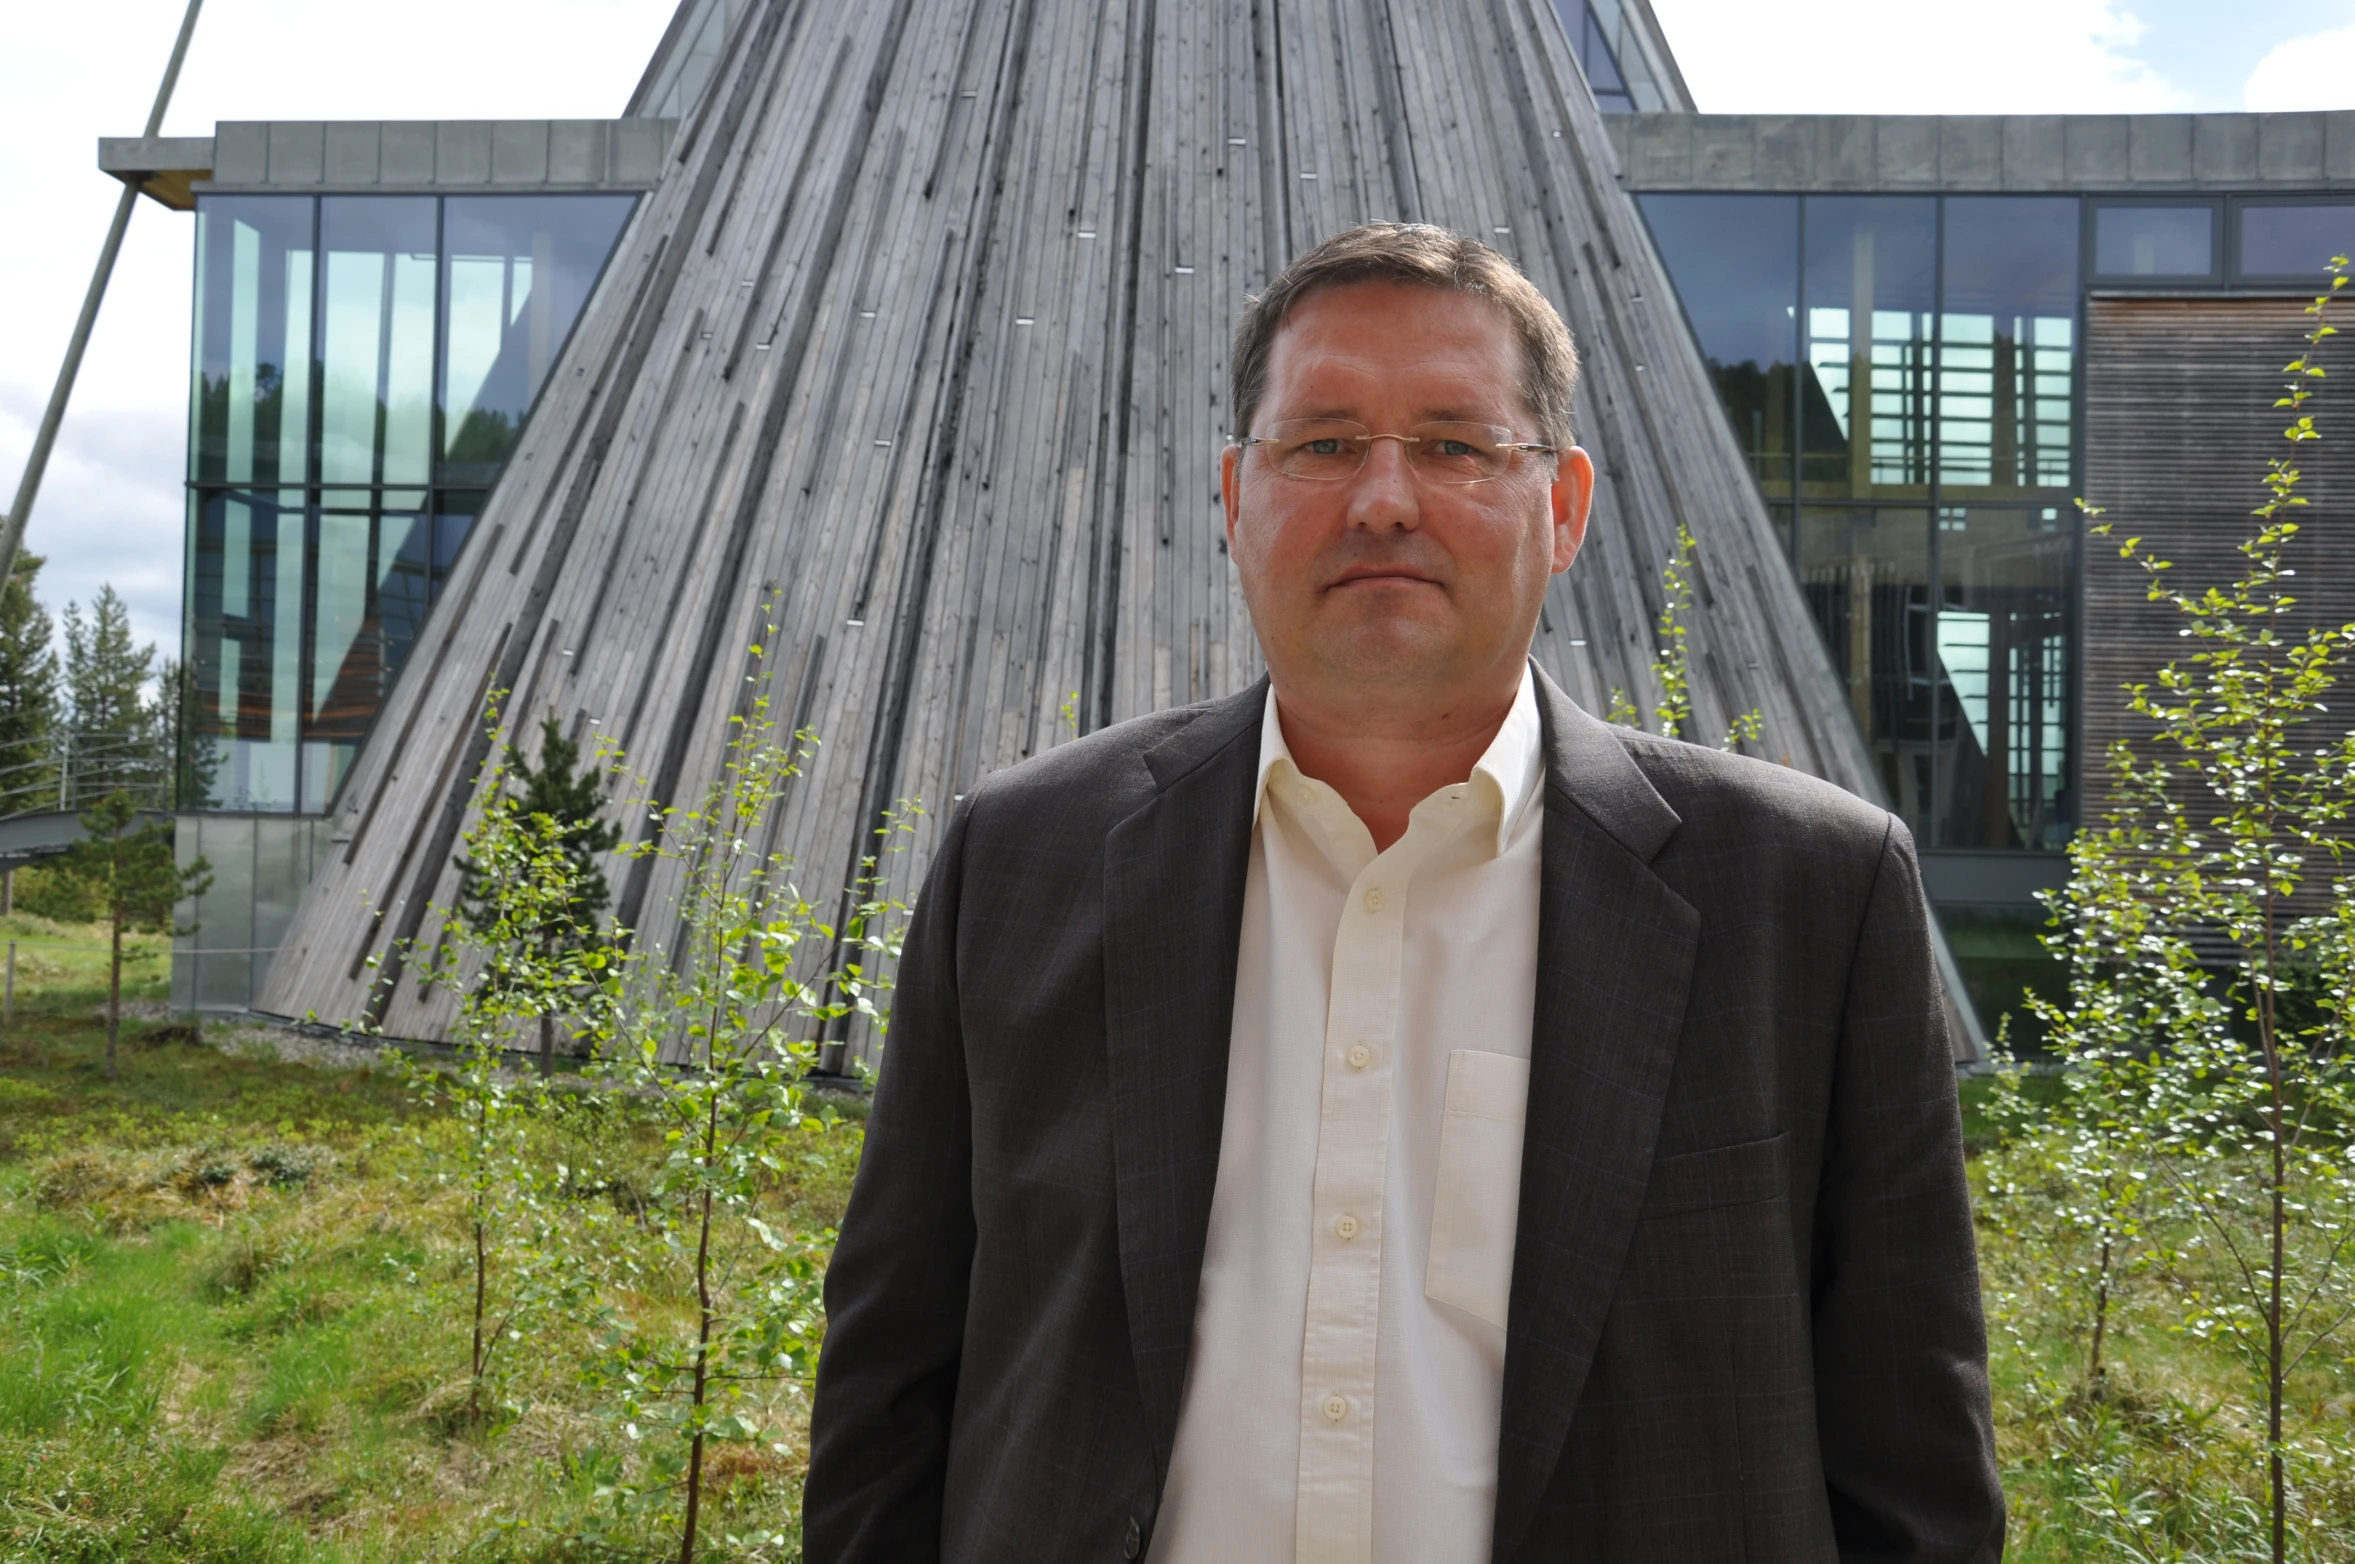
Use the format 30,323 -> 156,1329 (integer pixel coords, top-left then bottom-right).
3,930 -> 2349,1560
0,928 -> 862,1563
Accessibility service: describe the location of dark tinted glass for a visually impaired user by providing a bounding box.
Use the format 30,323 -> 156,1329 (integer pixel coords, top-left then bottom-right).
1802,198 -> 1937,497
1934,506 -> 2072,849
1797,506 -> 1935,838
1940,197 -> 2077,495
191,197 -> 313,486
319,197 -> 439,486
440,195 -> 637,484
2092,205 -> 2213,278
1640,194 -> 1800,495
2237,203 -> 2355,280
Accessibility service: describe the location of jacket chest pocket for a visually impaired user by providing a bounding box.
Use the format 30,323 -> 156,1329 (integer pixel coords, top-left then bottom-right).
1424,1049 -> 1530,1330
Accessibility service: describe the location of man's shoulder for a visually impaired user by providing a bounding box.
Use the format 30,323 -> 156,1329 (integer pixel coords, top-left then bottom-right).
960,689 -> 1257,834
1606,726 -> 1900,861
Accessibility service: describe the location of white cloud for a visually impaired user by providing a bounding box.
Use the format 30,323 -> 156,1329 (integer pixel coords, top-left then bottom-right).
2243,24 -> 2355,109
1651,0 -> 2186,114
0,0 -> 677,659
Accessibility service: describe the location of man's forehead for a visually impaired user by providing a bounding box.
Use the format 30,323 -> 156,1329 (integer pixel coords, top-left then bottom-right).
1260,282 -> 1522,412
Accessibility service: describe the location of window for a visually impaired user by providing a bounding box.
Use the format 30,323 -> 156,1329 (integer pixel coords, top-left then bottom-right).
1934,507 -> 2072,850
1556,0 -> 1675,113
441,195 -> 639,485
1939,198 -> 2077,495
1637,194 -> 1799,495
191,198 -> 313,487
2236,202 -> 2355,282
2092,204 -> 2216,280
1802,197 -> 1938,497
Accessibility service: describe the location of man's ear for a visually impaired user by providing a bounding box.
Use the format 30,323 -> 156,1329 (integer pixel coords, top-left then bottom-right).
1550,447 -> 1594,575
1222,443 -> 1244,558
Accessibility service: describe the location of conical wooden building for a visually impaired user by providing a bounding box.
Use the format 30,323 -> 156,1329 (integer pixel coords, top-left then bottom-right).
258,0 -> 1951,1057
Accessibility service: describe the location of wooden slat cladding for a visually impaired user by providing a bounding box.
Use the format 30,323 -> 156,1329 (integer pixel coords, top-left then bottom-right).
2083,295 -> 2355,925
257,0 -> 1882,1059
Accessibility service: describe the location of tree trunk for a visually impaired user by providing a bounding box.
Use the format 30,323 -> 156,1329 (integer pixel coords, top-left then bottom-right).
105,897 -> 123,1080
538,1011 -> 554,1078
679,1096 -> 720,1564
472,1213 -> 488,1421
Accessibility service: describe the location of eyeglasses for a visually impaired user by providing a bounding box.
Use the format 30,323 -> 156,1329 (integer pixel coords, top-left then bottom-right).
1236,419 -> 1557,485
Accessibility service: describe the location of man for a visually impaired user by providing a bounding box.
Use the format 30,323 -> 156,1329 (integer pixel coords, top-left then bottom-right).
805,223 -> 2002,1563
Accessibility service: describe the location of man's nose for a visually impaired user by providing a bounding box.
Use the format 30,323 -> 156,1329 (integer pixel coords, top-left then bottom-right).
1345,436 -> 1420,531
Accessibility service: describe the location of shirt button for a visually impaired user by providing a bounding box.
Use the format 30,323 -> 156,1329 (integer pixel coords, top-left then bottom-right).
1296,786 -> 1316,807
1323,1393 -> 1351,1422
1334,1213 -> 1360,1240
1124,1517 -> 1143,1559
1362,887 -> 1383,912
1346,1044 -> 1372,1069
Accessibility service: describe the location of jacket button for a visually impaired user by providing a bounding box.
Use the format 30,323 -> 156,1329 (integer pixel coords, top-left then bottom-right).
1124,1517 -> 1143,1559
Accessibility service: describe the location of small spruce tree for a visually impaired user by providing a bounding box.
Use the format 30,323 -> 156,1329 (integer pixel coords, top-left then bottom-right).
457,712 -> 622,1074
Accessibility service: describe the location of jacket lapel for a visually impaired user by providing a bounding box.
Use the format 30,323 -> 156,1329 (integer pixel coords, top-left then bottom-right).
1492,672 -> 1701,1561
1101,679 -> 1267,1482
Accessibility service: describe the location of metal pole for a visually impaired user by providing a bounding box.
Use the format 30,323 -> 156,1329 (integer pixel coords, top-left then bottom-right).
6,941 -> 15,1029
0,0 -> 206,599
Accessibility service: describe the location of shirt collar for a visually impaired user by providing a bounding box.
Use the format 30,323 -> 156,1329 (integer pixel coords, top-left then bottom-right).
1252,664 -> 1544,861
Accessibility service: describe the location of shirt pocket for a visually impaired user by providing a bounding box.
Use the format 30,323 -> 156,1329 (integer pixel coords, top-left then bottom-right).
1424,1049 -> 1530,1331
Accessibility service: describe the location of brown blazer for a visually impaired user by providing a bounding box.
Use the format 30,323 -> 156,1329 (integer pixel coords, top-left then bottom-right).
805,669 -> 2003,1562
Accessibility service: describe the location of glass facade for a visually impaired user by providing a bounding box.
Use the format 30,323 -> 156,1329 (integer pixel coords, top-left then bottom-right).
1642,192 -> 2080,850
185,192 -> 635,812
1557,0 -> 1678,113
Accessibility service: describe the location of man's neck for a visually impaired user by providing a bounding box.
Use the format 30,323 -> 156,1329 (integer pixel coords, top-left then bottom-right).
1273,675 -> 1521,852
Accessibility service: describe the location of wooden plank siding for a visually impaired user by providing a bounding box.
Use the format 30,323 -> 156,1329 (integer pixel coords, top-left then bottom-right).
257,0 -> 1889,1061
2082,294 -> 2355,929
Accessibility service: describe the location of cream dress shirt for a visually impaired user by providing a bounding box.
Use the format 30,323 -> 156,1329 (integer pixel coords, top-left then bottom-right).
1154,669 -> 1545,1564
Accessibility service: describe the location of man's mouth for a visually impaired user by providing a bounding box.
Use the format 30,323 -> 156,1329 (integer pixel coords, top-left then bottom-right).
1328,567 -> 1439,589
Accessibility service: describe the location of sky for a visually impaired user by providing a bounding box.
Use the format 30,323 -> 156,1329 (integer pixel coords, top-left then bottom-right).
3,0 -> 2352,667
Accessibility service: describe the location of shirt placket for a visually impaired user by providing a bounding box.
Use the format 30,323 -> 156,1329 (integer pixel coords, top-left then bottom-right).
1292,791 -> 1470,1564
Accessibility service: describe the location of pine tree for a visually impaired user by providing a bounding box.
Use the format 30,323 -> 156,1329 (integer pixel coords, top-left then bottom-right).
0,554 -> 58,817
456,712 -> 623,1074
56,791 -> 212,1079
61,586 -> 162,807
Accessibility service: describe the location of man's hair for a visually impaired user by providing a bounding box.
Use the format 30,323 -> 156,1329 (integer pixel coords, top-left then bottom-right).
1229,222 -> 1580,448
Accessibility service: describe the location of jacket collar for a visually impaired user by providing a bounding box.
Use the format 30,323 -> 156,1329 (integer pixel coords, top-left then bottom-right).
1102,679 -> 1268,1482
1491,670 -> 1698,1560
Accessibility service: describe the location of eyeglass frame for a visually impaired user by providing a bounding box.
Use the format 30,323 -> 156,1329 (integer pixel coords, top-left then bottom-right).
1231,419 -> 1561,486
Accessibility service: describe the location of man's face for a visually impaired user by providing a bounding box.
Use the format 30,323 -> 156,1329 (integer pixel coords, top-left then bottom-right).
1222,280 -> 1593,711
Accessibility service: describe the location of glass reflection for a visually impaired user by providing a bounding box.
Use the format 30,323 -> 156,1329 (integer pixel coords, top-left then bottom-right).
1639,194 -> 1799,495
1940,197 -> 2077,495
185,488 -> 306,810
1557,0 -> 1673,112
192,197 -> 313,486
1798,507 -> 1936,836
181,194 -> 634,814
1802,197 -> 1937,498
2237,203 -> 2355,281
320,197 -> 438,486
2092,205 -> 2214,278
1935,507 -> 2071,849
440,196 -> 636,484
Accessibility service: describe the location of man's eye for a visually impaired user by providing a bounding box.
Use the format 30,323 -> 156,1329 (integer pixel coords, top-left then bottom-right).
1302,438 -> 1347,456
1433,439 -> 1479,458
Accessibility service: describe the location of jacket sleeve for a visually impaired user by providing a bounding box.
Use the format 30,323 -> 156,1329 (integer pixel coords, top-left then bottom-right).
803,799 -> 977,1563
1812,819 -> 2005,1564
